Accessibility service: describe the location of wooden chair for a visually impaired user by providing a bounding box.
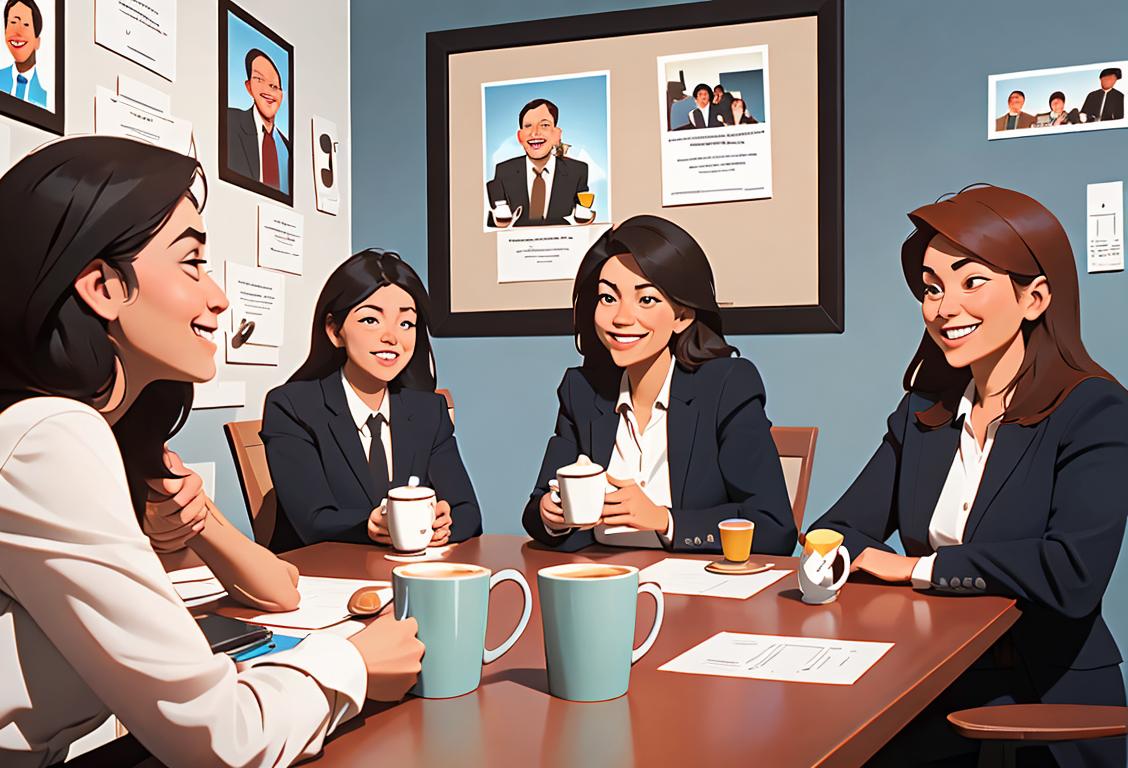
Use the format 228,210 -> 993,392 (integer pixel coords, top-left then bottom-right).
948,705 -> 1128,768
224,419 -> 277,546
770,426 -> 818,534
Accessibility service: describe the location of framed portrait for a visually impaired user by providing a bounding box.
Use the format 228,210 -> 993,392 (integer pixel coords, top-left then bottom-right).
0,0 -> 63,134
988,60 -> 1128,140
426,0 -> 843,337
218,0 -> 294,206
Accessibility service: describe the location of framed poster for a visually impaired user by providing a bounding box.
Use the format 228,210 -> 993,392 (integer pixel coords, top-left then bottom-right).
427,0 -> 843,336
0,0 -> 63,134
218,0 -> 294,206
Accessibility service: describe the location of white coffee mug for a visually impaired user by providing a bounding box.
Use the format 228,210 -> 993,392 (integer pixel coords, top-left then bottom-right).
555,455 -> 606,526
798,529 -> 851,605
387,476 -> 436,553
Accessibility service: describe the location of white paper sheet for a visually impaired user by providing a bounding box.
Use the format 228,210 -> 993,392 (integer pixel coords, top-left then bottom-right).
94,86 -> 192,155
193,379 -> 247,408
117,74 -> 171,114
497,224 -> 610,283
95,0 -> 178,81
224,330 -> 280,367
169,565 -> 226,605
226,262 -> 284,347
234,576 -> 393,630
257,203 -> 304,275
659,632 -> 894,685
312,116 -> 340,215
1087,181 -> 1124,272
638,558 -> 790,599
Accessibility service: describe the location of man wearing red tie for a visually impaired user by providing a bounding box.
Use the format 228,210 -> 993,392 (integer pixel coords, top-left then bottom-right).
226,48 -> 290,194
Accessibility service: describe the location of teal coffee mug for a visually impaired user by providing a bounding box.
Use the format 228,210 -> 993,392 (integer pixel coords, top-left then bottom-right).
538,563 -> 664,702
393,562 -> 531,698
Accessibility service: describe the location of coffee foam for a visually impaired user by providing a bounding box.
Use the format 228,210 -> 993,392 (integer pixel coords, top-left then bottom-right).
543,564 -> 633,580
397,563 -> 487,579
718,519 -> 754,530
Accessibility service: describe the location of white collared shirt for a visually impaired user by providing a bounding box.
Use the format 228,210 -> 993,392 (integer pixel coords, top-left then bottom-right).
341,369 -> 393,481
911,383 -> 1003,588
8,64 -> 34,99
594,358 -> 677,549
1098,89 -> 1110,121
525,153 -> 556,220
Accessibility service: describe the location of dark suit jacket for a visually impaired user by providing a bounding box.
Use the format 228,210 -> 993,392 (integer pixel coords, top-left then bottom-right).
261,374 -> 482,552
722,112 -> 759,126
486,155 -> 588,227
995,111 -> 1036,130
226,106 -> 292,183
688,104 -> 723,129
1081,87 -> 1125,122
522,357 -> 796,555
813,378 -> 1128,701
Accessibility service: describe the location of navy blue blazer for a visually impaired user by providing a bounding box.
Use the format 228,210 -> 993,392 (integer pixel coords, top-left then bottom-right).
261,374 -> 482,552
522,357 -> 796,555
814,377 -> 1128,687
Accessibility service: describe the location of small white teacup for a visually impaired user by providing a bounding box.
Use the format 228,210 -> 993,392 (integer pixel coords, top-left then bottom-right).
387,476 -> 436,554
555,455 -> 606,526
798,529 -> 851,605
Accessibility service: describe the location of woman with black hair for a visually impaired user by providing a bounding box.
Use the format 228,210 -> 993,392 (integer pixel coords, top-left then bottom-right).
0,136 -> 423,767
522,215 -> 795,554
262,249 -> 481,552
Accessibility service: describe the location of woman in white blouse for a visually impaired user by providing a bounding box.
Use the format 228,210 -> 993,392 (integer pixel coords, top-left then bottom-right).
0,136 -> 423,767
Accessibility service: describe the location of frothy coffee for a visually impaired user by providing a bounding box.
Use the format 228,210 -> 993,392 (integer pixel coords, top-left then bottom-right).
397,563 -> 487,579
554,565 -> 632,580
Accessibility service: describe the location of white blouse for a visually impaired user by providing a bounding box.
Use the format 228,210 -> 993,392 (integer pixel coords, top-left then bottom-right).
0,397 -> 366,767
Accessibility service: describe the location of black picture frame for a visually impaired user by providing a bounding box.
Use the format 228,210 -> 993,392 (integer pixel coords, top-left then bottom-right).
0,0 -> 64,135
218,0 -> 295,206
426,0 -> 843,337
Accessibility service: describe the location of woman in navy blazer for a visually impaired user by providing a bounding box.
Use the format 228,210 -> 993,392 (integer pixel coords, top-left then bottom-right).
522,216 -> 795,555
262,250 -> 481,552
813,186 -> 1128,768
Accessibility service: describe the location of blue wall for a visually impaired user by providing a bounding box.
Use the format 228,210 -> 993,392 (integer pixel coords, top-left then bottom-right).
348,0 -> 1128,686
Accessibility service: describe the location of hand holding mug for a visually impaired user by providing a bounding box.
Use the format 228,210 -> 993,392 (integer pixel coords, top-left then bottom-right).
601,475 -> 669,532
367,499 -> 391,546
347,612 -> 425,701
430,500 -> 452,546
539,482 -> 573,532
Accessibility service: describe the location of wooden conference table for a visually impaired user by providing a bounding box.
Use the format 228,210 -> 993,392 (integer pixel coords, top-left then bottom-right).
280,534 -> 1017,767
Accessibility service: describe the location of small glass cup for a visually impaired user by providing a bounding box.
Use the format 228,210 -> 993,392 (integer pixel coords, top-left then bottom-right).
718,519 -> 755,563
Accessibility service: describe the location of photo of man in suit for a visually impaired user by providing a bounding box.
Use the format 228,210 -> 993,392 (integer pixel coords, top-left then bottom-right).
0,0 -> 46,109
995,90 -> 1035,131
680,83 -> 722,130
1080,67 -> 1124,123
486,98 -> 590,227
226,48 -> 290,194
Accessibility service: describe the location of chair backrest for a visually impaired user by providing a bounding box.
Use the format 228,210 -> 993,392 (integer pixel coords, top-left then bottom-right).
437,388 -> 454,425
770,426 -> 818,533
224,419 -> 276,546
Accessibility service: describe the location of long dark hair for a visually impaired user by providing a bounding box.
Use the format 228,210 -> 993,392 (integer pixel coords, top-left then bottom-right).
573,215 -> 737,383
900,184 -> 1114,426
0,136 -> 206,516
289,249 -> 437,390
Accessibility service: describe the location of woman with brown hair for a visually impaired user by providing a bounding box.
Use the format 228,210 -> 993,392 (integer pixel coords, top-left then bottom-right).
521,215 -> 795,555
813,185 -> 1128,767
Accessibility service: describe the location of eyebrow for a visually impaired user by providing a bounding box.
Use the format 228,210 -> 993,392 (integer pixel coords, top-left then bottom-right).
635,282 -> 657,291
173,227 -> 207,245
598,278 -> 620,294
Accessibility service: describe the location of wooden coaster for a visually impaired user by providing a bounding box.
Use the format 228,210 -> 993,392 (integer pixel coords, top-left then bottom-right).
704,560 -> 775,575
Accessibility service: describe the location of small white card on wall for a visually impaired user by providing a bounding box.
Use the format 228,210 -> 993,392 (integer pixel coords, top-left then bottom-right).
1087,181 -> 1124,273
257,203 -> 304,275
226,262 -> 284,348
94,86 -> 192,155
95,0 -> 178,81
312,116 -> 340,215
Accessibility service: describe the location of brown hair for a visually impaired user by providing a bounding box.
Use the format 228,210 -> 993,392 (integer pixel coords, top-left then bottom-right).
900,184 -> 1114,427
573,215 -> 737,384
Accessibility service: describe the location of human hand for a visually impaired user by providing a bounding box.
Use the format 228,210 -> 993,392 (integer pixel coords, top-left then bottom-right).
348,612 -> 425,701
850,547 -> 918,584
143,448 -> 208,553
430,500 -> 452,547
367,499 -> 392,546
225,544 -> 301,612
539,481 -> 573,532
600,475 -> 669,532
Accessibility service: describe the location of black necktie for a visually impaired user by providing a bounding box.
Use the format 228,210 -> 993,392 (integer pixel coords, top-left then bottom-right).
366,414 -> 389,484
